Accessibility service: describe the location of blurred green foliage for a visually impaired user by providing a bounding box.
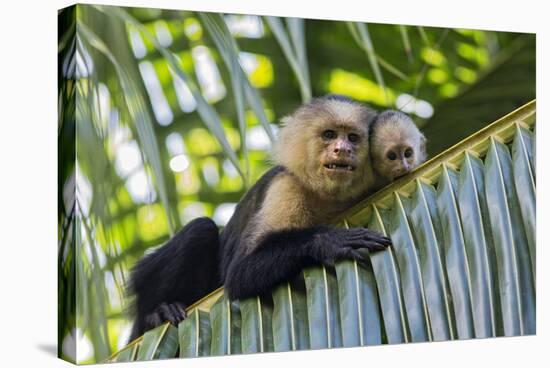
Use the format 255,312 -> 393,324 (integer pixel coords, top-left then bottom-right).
58,4 -> 534,363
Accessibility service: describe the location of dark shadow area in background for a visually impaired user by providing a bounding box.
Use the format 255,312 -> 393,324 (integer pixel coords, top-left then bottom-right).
37,343 -> 58,357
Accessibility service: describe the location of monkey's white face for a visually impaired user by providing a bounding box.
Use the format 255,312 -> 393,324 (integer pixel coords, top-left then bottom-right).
319,128 -> 360,175
373,143 -> 420,181
273,97 -> 376,201
369,111 -> 427,185
290,121 -> 371,203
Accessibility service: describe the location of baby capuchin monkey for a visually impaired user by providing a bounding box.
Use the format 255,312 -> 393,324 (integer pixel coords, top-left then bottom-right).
128,95 -> 392,340
370,110 -> 427,191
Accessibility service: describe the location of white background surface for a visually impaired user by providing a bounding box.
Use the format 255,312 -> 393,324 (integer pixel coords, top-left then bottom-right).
0,0 -> 547,366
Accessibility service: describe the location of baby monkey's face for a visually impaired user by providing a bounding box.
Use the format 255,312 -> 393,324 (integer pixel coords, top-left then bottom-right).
379,143 -> 419,180
370,110 -> 427,183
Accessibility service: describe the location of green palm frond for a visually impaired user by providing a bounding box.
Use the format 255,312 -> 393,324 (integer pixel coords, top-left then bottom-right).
78,22 -> 178,234
264,16 -> 311,102
347,22 -> 388,104
95,5 -> 246,181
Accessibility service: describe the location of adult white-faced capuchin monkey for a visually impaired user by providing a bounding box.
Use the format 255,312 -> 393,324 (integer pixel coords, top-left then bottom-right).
370,110 -> 427,191
128,95 -> 391,340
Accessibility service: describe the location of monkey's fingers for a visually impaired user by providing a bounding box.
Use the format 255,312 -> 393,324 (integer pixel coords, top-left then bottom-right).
355,240 -> 388,251
167,303 -> 186,325
370,240 -> 390,251
359,227 -> 392,241
348,249 -> 370,269
175,302 -> 188,320
150,303 -> 187,326
345,237 -> 389,250
346,228 -> 391,245
364,232 -> 392,245
160,303 -> 178,325
348,233 -> 391,245
144,311 -> 163,329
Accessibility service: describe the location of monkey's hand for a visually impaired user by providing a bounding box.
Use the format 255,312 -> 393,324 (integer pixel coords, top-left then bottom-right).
144,302 -> 187,330
310,227 -> 391,267
341,227 -> 392,251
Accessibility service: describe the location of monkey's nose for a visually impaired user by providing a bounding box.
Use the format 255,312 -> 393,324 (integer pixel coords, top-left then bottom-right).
334,147 -> 351,155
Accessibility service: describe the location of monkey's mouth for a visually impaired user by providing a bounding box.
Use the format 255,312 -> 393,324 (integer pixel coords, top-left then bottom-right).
393,166 -> 416,179
323,162 -> 356,172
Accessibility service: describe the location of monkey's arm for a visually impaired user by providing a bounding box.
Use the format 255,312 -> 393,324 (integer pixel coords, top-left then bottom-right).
224,226 -> 389,300
222,174 -> 390,300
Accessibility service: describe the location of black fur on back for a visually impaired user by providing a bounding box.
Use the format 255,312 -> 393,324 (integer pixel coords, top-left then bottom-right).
128,217 -> 221,340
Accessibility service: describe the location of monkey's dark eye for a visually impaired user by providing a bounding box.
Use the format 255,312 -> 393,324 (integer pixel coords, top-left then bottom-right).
322,130 -> 337,139
387,151 -> 397,161
348,133 -> 360,143
404,148 -> 413,158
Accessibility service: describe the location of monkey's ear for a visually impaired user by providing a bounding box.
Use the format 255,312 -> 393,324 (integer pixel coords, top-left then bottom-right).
280,115 -> 292,127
